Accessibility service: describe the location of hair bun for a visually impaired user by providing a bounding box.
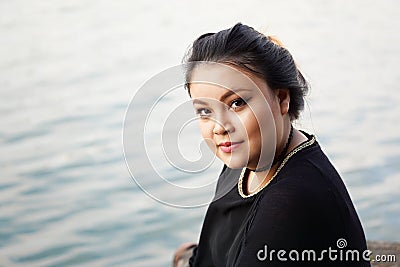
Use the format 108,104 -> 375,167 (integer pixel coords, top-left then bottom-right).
268,35 -> 284,47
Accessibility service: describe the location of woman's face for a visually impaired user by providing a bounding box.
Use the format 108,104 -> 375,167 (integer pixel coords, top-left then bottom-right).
189,63 -> 282,170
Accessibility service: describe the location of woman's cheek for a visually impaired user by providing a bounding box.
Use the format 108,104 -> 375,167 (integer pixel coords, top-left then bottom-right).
240,109 -> 259,132
199,121 -> 213,140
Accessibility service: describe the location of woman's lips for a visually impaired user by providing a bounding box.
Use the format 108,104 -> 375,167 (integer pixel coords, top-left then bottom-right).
218,141 -> 243,153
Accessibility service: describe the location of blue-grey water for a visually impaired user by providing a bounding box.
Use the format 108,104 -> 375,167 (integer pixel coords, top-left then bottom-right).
1,0 -> 399,266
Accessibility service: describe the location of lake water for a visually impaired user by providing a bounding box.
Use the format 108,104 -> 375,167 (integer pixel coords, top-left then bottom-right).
1,0 -> 399,266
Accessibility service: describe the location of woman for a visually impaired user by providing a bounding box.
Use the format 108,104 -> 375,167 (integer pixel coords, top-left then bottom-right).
173,23 -> 370,267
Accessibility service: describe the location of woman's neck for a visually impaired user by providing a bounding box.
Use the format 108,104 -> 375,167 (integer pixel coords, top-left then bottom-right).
245,128 -> 308,194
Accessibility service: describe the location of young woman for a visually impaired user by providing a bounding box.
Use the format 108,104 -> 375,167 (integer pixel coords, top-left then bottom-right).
173,23 -> 370,267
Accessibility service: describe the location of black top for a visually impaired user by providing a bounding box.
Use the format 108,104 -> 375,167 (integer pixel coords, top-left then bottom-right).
189,132 -> 370,267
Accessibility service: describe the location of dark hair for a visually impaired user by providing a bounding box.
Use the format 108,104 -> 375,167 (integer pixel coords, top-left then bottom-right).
182,22 -> 309,120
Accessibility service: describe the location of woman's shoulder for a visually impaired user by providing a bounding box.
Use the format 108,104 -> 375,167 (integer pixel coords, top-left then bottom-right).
273,132 -> 346,194
252,133 -> 358,231
256,134 -> 351,215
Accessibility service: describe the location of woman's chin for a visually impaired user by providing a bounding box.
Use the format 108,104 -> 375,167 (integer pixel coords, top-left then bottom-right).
223,159 -> 247,170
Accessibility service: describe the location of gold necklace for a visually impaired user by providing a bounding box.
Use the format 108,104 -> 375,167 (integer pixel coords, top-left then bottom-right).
237,136 -> 316,198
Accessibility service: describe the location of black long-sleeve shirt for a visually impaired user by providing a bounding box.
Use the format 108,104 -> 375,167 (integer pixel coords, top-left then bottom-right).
189,132 -> 371,267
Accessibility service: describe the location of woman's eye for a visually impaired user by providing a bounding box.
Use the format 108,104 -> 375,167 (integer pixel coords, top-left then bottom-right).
230,98 -> 247,110
196,108 -> 211,118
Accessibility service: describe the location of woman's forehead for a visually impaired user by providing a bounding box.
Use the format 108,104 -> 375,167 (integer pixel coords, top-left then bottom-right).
191,64 -> 258,88
189,63 -> 269,99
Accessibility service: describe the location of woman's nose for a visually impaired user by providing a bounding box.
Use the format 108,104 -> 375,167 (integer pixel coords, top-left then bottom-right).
212,115 -> 235,135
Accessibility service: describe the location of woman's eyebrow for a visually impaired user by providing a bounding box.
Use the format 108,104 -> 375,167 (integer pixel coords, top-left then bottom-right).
192,88 -> 252,106
219,88 -> 252,102
192,99 -> 209,106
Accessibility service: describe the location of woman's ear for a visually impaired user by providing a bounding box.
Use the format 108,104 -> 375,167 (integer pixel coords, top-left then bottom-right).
275,89 -> 290,115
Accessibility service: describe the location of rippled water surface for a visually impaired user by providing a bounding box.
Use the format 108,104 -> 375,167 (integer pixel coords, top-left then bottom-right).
1,0 -> 399,266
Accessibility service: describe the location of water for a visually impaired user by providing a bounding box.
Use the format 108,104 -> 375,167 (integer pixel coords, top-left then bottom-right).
1,0 -> 399,266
